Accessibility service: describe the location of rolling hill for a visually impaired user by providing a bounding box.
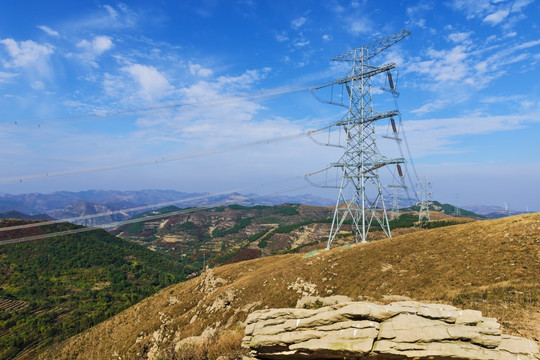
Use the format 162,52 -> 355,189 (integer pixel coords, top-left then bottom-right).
111,203 -> 334,268
40,212 -> 539,360
112,204 -> 473,271
0,190 -> 334,227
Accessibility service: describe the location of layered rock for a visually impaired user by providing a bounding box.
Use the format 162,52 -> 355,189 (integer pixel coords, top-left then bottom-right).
243,299 -> 539,360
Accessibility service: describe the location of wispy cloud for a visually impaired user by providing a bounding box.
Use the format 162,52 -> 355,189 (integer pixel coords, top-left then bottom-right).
0,71 -> 18,83
344,16 -> 373,36
483,9 -> 510,25
406,34 -> 540,114
448,0 -> 533,28
65,3 -> 138,31
386,112 -> 540,157
447,31 -> 473,45
405,2 -> 432,29
122,64 -> 172,102
37,25 -> 59,37
189,62 -> 213,77
275,32 -> 289,43
291,16 -> 307,30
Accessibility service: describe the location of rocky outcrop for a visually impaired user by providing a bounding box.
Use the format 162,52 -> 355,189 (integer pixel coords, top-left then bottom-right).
243,298 -> 539,360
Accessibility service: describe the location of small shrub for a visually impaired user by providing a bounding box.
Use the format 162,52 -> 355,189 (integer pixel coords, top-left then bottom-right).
303,299 -> 325,309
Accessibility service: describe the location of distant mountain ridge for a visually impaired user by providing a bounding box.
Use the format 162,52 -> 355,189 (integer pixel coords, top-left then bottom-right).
0,210 -> 53,221
0,190 -> 334,226
461,204 -> 530,219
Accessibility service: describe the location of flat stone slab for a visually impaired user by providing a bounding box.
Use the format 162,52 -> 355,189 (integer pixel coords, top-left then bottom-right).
242,298 -> 540,360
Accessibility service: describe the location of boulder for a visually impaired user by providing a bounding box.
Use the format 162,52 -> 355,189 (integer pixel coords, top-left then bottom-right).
243,299 -> 540,360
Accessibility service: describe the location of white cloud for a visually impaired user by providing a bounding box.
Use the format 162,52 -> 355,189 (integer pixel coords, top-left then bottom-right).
76,35 -> 113,67
77,35 -> 113,55
411,99 -> 454,115
215,68 -> 270,89
406,3 -> 432,28
449,0 -> 532,28
37,25 -> 59,37
387,113 -> 540,158
92,36 -> 114,54
0,38 -> 54,78
31,81 -> 45,90
513,39 -> 540,50
0,71 -> 17,83
65,3 -> 137,31
322,34 -> 332,42
405,36 -> 540,113
275,32 -> 289,42
122,64 -> 172,101
448,0 -> 493,19
291,17 -> 307,30
189,63 -> 213,77
344,16 -> 373,35
294,40 -> 310,47
483,9 -> 510,25
511,0 -> 534,12
103,4 -> 118,18
408,45 -> 469,84
135,68 -> 273,146
447,31 -> 473,44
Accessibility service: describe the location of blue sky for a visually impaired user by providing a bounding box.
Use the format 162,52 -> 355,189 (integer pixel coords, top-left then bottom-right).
0,0 -> 539,211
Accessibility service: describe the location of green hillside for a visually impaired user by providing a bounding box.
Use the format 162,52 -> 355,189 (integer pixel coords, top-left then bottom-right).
0,220 -> 188,360
406,200 -> 485,219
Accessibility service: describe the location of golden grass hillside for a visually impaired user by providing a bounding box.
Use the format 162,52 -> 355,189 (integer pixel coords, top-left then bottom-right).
42,213 -> 540,359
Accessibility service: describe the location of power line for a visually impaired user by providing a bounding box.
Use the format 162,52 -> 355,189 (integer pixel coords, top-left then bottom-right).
0,124 -> 333,185
0,173 -> 308,233
0,183 -> 312,246
2,82 -> 321,128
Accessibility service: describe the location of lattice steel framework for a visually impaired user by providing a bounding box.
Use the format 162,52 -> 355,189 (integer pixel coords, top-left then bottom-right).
418,177 -> 431,222
323,29 -> 411,248
453,193 -> 461,216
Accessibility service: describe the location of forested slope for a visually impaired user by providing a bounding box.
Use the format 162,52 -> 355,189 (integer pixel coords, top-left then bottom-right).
0,220 -> 187,360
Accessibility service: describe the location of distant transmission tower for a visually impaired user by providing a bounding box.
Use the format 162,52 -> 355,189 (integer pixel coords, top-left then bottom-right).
390,190 -> 400,220
311,29 -> 411,248
453,193 -> 461,216
418,177 -> 431,222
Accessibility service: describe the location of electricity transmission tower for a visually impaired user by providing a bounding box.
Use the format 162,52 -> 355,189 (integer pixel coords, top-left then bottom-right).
453,193 -> 461,216
311,29 -> 411,248
418,177 -> 431,222
390,190 -> 400,220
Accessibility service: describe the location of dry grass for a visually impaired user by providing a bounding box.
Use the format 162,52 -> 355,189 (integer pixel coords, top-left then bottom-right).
163,329 -> 246,360
42,213 -> 540,360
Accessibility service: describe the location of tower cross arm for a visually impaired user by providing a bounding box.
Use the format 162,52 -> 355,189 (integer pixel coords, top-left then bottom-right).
335,110 -> 399,126
332,28 -> 411,62
360,158 -> 406,175
310,63 -> 396,92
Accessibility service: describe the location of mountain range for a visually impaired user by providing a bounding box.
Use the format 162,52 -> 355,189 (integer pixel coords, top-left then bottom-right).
0,190 -> 334,227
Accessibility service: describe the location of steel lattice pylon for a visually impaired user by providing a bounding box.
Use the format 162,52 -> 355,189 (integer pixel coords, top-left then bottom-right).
418,177 -> 431,222
323,29 -> 410,248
